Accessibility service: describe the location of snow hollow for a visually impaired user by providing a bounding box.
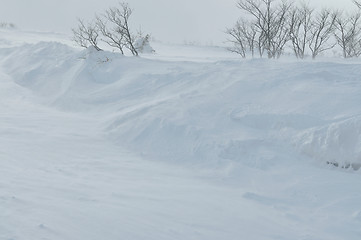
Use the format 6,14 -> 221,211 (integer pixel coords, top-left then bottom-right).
1,29 -> 361,240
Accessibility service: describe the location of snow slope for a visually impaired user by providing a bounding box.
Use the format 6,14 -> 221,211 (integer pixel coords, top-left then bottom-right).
1,29 -> 361,240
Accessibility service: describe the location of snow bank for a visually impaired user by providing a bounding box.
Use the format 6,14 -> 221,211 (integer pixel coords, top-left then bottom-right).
2,33 -> 361,240
297,116 -> 361,170
2,41 -> 361,172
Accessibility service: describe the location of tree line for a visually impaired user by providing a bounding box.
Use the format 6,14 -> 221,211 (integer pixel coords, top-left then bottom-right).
227,0 -> 361,59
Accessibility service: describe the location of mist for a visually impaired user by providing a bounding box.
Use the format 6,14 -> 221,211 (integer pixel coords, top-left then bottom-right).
0,0 -> 358,45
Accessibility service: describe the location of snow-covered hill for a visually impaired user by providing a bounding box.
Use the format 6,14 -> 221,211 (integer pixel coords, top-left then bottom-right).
1,29 -> 361,240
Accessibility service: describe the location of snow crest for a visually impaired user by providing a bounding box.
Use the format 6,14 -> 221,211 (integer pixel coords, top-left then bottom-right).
297,116 -> 361,170
2,33 -> 361,240
2,41 -> 361,171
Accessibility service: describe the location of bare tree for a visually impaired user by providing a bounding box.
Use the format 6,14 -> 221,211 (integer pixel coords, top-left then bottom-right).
226,20 -> 248,58
308,9 -> 337,59
247,23 -> 258,57
72,19 -> 102,51
105,2 -> 138,56
289,4 -> 314,59
270,1 -> 294,58
226,18 -> 259,58
228,0 -> 361,59
72,2 -> 151,56
334,11 -> 361,58
96,15 -> 125,55
236,0 -> 268,57
236,0 -> 292,59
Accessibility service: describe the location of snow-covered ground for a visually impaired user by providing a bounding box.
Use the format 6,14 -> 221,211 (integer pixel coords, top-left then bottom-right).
1,29 -> 361,240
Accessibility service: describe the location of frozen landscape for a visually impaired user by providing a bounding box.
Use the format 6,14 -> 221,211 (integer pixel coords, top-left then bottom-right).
1,28 -> 361,240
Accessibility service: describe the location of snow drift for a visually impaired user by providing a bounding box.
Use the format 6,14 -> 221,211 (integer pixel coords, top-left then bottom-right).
1,41 -> 361,171
2,31 -> 361,240
297,116 -> 361,170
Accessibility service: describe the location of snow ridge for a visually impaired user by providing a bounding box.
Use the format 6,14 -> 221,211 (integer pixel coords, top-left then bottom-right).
3,42 -> 361,169
1,31 -> 361,240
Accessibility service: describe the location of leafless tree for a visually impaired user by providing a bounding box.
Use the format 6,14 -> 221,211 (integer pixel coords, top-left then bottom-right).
72,2 -> 149,56
334,11 -> 361,58
105,2 -> 138,56
272,1 -> 293,58
244,22 -> 258,57
308,9 -> 337,59
226,18 -> 259,58
228,0 -> 361,59
236,0 -> 292,58
96,15 -> 125,55
289,4 -> 314,59
72,19 -> 102,51
226,20 -> 248,58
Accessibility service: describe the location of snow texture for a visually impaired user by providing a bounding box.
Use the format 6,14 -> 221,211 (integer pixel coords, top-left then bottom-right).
1,29 -> 361,240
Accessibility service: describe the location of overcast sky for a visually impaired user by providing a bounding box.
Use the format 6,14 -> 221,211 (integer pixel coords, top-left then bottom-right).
0,0 -> 358,44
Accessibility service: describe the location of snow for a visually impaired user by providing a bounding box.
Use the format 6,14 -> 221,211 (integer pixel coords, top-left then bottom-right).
1,29 -> 361,240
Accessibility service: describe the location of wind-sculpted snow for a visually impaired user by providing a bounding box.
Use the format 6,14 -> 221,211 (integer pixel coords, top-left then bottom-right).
1,41 -> 361,170
1,36 -> 361,240
297,116 -> 361,170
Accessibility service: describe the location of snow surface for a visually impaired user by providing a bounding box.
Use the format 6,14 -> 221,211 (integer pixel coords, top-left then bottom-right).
1,29 -> 361,240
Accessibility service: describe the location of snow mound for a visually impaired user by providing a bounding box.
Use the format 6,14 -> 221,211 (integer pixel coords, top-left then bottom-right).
297,116 -> 361,170
3,34 -> 361,240
1,41 -> 361,173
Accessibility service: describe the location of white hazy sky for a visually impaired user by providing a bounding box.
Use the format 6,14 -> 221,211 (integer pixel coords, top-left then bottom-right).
0,0 -> 358,44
